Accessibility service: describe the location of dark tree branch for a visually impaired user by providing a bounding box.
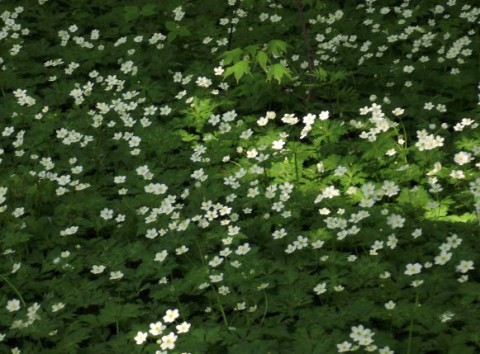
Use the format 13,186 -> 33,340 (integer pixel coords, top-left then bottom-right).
295,0 -> 315,103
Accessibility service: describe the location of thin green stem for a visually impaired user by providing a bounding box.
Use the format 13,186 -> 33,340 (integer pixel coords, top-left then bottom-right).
195,240 -> 229,327
293,151 -> 299,182
406,289 -> 420,354
259,291 -> 268,327
1,275 -> 27,307
211,285 -> 229,327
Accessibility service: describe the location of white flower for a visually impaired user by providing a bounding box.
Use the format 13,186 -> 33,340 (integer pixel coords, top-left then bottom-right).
337,341 -> 352,352
160,332 -> 178,350
176,321 -> 191,333
404,263 -> 422,275
434,251 -> 452,265
456,260 -> 474,273
134,331 -> 148,345
163,309 -> 180,323
154,250 -> 168,262
384,300 -> 396,310
235,243 -> 251,255
386,213 -> 405,229
109,271 -> 124,280
91,265 -> 106,274
175,245 -> 189,255
6,299 -> 21,312
454,151 -> 473,165
303,113 -> 316,125
272,140 -> 285,150
314,282 -> 327,295
196,76 -> 212,88
440,311 -> 455,323
319,110 -> 329,120
51,302 -> 65,312
209,273 -> 223,282
149,321 -> 166,336
100,208 -> 114,220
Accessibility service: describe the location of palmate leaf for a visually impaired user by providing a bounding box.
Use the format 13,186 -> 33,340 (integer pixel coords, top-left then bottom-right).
266,63 -> 292,84
220,48 -> 243,65
256,50 -> 269,72
267,39 -> 288,57
98,303 -> 145,326
224,59 -> 251,83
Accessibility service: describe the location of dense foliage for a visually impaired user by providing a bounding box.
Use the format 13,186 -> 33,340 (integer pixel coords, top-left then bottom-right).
0,0 -> 479,353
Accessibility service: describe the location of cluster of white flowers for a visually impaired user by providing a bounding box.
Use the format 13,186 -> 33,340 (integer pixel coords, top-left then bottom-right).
415,129 -> 444,151
337,324 -> 388,352
134,309 -> 190,352
13,89 -> 36,106
358,103 -> 398,141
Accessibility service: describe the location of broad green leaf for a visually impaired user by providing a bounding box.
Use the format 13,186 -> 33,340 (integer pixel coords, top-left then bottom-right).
256,50 -> 269,71
266,63 -> 292,83
123,6 -> 139,22
221,47 -> 243,65
267,39 -> 288,57
244,44 -> 259,57
224,59 -> 251,83
140,4 -> 157,16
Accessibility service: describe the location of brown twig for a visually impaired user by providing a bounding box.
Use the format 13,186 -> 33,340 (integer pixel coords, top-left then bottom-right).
295,0 -> 315,103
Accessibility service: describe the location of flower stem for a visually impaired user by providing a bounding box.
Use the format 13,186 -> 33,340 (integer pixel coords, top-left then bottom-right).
406,290 -> 420,354
0,275 -> 27,307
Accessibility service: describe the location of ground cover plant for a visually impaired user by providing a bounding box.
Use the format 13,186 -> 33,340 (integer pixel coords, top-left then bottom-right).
0,0 -> 479,353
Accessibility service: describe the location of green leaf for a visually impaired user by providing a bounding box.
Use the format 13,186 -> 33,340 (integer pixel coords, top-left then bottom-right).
244,44 -> 259,57
140,4 -> 157,17
165,21 -> 178,32
221,48 -> 243,65
256,51 -> 269,71
267,39 -> 288,57
123,6 -> 139,22
266,63 -> 292,84
224,59 -> 251,83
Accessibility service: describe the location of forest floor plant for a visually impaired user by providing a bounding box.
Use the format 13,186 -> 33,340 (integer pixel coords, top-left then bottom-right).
0,0 -> 479,353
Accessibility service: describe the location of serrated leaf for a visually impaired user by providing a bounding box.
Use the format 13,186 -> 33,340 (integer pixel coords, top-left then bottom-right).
266,63 -> 292,84
267,39 -> 288,57
224,60 -> 251,83
221,48 -> 243,65
244,44 -> 259,57
256,51 -> 269,71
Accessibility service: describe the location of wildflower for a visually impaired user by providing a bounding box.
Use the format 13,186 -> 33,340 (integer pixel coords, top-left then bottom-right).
163,309 -> 180,323
134,331 -> 148,345
160,332 -> 178,350
176,322 -> 191,333
90,265 -> 106,274
386,213 -> 405,229
235,243 -> 251,255
272,140 -> 285,150
456,260 -> 474,273
337,341 -> 352,352
440,311 -> 454,323
149,321 -> 166,336
384,301 -> 396,310
404,263 -> 422,275
454,151 -> 473,165
51,303 -> 65,312
6,299 -> 21,312
109,271 -> 124,280
314,282 -> 327,295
